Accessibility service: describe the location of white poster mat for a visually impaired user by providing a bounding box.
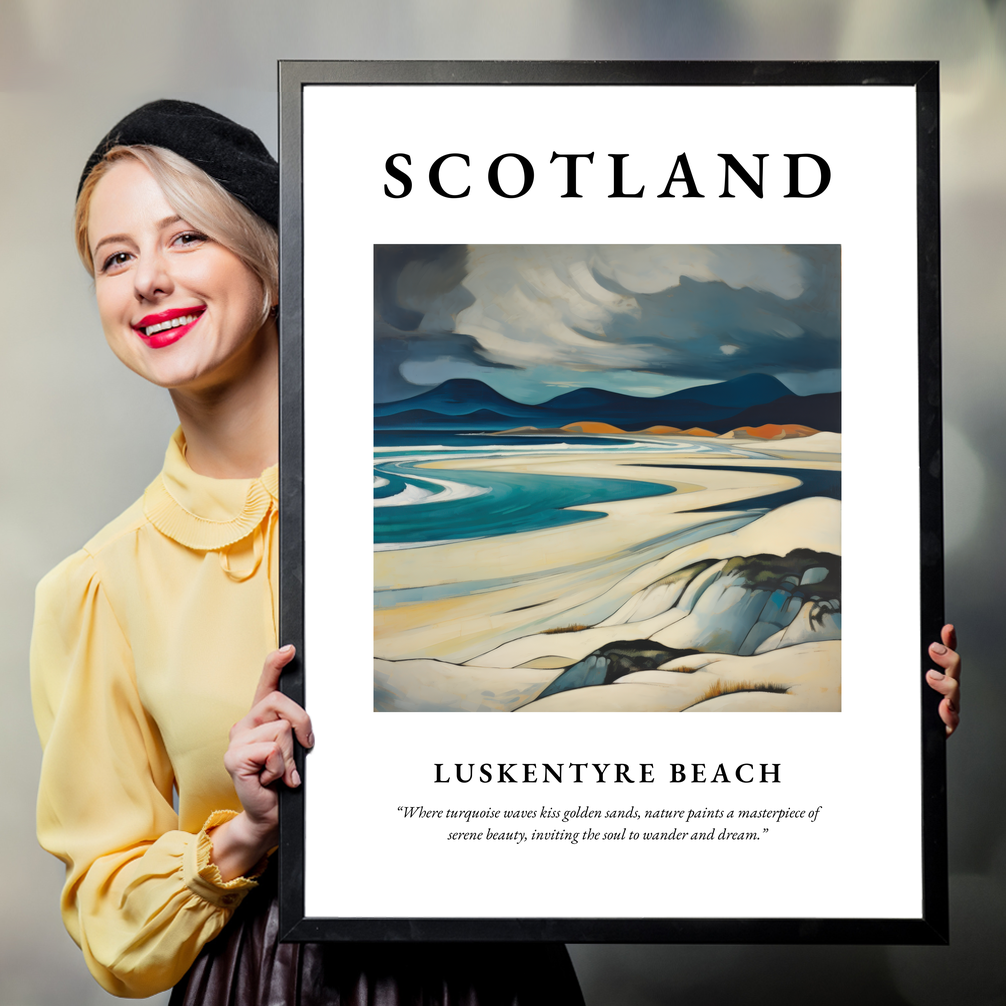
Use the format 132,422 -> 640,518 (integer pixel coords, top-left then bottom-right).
301,84 -> 919,920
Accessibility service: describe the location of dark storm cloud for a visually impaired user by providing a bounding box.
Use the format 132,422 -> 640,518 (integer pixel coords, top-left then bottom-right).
598,245 -> 840,380
375,244 -> 508,402
373,322 -> 509,402
374,244 -> 840,399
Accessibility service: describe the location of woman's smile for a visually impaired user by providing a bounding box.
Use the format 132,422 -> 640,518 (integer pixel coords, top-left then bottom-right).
133,306 -> 207,347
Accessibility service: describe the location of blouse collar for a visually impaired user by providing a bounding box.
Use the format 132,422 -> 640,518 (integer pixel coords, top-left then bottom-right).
143,428 -> 278,551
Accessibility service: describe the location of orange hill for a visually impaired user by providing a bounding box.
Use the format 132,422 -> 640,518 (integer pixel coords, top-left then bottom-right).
718,424 -> 819,441
548,422 -> 819,440
564,422 -> 717,437
561,422 -> 626,434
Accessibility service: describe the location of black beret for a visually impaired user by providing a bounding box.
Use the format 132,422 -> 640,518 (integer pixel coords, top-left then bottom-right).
78,99 -> 278,228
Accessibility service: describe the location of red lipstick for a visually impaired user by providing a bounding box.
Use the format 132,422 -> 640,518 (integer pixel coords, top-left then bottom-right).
132,306 -> 205,349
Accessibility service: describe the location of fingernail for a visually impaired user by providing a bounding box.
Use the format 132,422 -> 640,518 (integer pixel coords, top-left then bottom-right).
928,670 -> 944,679
292,768 -> 301,787
280,644 -> 295,654
306,732 -> 315,748
931,643 -> 947,655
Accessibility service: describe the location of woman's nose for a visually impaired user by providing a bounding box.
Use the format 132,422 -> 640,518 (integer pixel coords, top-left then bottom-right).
133,249 -> 173,302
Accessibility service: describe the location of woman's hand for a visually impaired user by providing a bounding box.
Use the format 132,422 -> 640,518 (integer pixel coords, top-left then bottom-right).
209,645 -> 314,881
926,624 -> 961,738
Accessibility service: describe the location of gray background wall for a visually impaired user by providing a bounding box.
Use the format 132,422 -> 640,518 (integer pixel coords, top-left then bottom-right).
1,2 -> 1003,1003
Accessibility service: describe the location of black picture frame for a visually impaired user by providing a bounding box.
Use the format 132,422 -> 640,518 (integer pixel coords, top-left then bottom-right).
277,60 -> 945,944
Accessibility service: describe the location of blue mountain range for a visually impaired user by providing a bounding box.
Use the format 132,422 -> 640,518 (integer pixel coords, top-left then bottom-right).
374,373 -> 845,432
376,373 -> 790,418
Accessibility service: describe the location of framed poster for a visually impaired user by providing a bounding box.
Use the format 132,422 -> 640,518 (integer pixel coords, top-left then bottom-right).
277,61 -> 946,943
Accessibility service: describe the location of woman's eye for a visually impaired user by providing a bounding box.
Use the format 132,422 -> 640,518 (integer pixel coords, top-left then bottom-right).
173,231 -> 207,248
101,251 -> 132,273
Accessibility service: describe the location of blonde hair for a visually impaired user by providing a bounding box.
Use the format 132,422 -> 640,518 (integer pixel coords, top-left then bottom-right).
75,145 -> 278,322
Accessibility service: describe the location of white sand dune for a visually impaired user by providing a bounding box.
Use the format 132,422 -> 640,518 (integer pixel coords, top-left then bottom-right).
375,657 -> 555,712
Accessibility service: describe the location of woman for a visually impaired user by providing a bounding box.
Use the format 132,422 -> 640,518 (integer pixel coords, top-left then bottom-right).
31,100 -> 586,1003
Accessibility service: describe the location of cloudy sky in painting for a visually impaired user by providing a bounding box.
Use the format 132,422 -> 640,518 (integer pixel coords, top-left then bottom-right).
375,244 -> 840,404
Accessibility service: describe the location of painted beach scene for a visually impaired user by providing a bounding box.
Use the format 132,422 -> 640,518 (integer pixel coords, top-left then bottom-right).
374,245 -> 841,713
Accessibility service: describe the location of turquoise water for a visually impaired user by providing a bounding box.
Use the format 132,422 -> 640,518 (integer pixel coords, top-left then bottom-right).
374,459 -> 675,545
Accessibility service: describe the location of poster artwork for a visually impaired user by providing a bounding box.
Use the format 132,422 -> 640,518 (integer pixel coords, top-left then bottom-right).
374,243 -> 841,713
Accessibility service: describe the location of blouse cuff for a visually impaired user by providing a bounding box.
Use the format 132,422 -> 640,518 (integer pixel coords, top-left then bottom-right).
183,810 -> 269,909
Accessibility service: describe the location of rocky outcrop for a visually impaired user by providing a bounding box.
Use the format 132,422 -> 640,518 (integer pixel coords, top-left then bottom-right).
517,640 -> 841,712
753,598 -> 841,652
520,548 -> 841,703
534,641 -> 702,701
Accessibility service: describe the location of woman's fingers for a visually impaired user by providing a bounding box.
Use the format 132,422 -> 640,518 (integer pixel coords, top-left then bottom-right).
230,719 -> 302,788
941,623 -> 958,653
232,689 -> 314,750
255,691 -> 313,749
926,668 -> 960,737
928,632 -> 961,683
218,647 -> 309,847
223,645 -> 312,811
252,644 -> 297,707
258,741 -> 289,788
927,623 -> 961,737
224,738 -> 287,788
924,678 -> 960,736
926,667 -> 959,704
930,631 -> 960,671
242,644 -> 314,749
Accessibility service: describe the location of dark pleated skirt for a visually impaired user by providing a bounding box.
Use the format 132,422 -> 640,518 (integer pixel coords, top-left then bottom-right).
169,869 -> 584,1006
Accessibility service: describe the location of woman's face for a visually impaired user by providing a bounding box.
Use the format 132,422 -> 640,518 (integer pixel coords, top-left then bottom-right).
87,158 -> 270,393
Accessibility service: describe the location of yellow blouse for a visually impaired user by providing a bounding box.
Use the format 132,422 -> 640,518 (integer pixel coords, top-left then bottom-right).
31,429 -> 279,998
